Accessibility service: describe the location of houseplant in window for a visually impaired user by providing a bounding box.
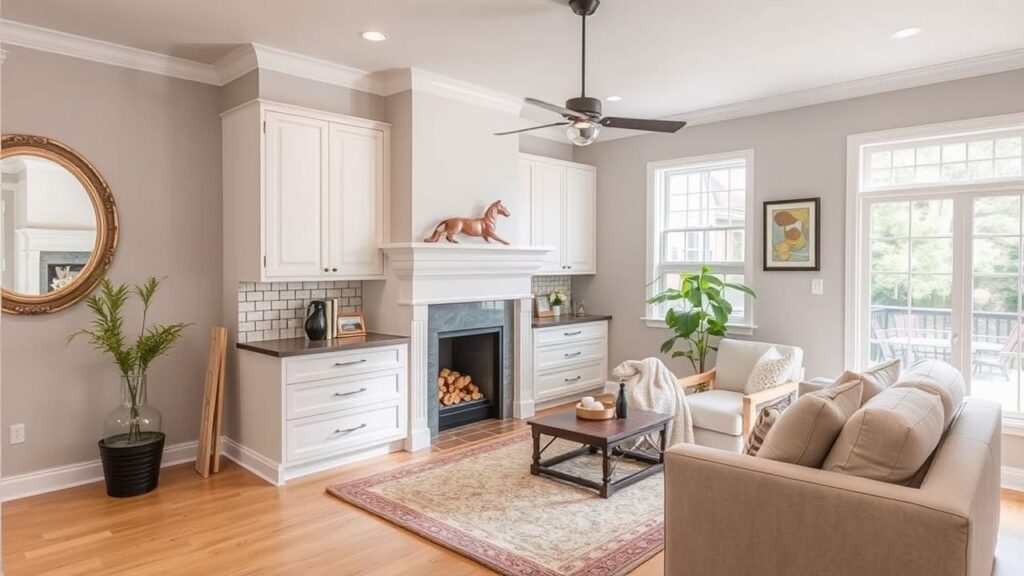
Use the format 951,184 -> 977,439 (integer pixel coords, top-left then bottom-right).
648,266 -> 755,384
69,277 -> 188,497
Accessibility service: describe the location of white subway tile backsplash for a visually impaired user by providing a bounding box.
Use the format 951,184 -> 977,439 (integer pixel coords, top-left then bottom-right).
532,275 -> 572,304
237,280 -> 363,343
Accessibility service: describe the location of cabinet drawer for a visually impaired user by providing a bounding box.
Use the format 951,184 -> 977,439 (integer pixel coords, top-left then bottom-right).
535,362 -> 607,402
534,321 -> 607,347
286,371 -> 401,420
286,404 -> 402,463
286,346 -> 402,384
535,339 -> 606,373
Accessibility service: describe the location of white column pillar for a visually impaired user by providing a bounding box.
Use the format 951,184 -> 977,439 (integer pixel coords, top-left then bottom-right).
513,296 -> 536,419
404,304 -> 432,452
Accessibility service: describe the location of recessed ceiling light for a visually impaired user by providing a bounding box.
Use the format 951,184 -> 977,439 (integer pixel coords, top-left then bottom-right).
361,30 -> 388,42
889,27 -> 921,39
605,95 -> 622,102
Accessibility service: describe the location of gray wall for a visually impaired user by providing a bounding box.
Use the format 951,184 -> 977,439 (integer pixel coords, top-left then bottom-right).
1,46 -> 223,476
572,68 -> 1024,470
519,134 -> 574,161
259,69 -> 387,122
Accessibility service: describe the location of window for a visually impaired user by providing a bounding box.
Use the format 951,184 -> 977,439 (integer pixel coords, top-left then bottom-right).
848,113 -> 1024,420
646,150 -> 755,331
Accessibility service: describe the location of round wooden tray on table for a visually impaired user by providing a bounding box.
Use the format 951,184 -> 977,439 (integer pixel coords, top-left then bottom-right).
576,401 -> 616,420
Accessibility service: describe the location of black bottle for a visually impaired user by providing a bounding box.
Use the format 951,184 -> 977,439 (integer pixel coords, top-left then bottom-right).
304,300 -> 328,341
615,382 -> 628,419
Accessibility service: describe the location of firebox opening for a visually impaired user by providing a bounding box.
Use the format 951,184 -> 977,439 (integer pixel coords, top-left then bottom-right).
437,326 -> 503,431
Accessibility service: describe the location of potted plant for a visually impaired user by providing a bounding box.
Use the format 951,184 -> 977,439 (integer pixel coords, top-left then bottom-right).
647,266 -> 756,385
69,277 -> 188,497
549,290 -> 567,317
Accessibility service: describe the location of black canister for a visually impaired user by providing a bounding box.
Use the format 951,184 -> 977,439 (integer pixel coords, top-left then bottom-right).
304,300 -> 328,341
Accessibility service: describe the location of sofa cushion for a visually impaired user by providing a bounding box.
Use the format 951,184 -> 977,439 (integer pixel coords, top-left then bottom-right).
688,390 -> 743,436
892,359 -> 965,430
744,348 -> 795,394
834,358 -> 901,405
744,406 -> 781,456
822,387 -> 944,484
715,339 -> 803,393
756,378 -> 863,467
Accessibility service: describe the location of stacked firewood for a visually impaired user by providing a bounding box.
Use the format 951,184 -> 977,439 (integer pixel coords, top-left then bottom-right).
438,368 -> 484,406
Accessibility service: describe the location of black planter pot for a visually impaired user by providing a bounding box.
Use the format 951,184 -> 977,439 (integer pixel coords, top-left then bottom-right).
98,432 -> 165,498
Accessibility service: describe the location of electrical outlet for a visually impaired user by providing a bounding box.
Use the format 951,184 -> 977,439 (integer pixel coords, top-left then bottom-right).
10,423 -> 25,445
811,278 -> 824,295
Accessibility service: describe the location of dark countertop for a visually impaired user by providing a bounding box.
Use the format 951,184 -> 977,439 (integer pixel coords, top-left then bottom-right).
237,333 -> 410,358
532,314 -> 612,329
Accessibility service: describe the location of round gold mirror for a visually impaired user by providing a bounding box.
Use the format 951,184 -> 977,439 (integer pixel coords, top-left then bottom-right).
1,134 -> 118,314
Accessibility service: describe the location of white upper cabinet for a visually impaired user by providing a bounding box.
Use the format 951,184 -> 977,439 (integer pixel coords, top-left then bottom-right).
264,112 -> 328,278
223,101 -> 389,282
520,154 -> 597,275
327,123 -> 385,277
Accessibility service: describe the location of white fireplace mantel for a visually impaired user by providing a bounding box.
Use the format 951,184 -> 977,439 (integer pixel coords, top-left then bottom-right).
381,242 -> 552,306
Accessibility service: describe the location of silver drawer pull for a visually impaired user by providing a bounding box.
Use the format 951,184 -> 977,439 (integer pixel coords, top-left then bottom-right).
563,330 -> 583,336
327,423 -> 366,439
333,387 -> 367,398
564,351 -> 582,358
334,359 -> 368,367
564,376 -> 582,382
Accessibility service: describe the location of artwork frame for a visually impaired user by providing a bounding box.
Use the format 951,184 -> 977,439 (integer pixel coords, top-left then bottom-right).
763,197 -> 820,271
337,312 -> 367,338
534,296 -> 553,318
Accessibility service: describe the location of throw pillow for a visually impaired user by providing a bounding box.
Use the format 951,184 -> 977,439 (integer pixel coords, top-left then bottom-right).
756,378 -> 863,467
834,358 -> 901,405
822,387 -> 944,484
744,347 -> 794,394
892,359 -> 965,430
744,406 -> 781,456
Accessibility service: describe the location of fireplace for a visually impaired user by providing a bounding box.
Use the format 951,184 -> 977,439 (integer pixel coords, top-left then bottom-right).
437,326 -> 503,431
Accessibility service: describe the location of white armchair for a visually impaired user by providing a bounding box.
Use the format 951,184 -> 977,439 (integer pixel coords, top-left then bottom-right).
680,339 -> 804,452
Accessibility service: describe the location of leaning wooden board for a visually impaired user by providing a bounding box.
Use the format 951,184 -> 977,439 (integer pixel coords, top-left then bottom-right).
195,327 -> 227,477
210,327 -> 228,473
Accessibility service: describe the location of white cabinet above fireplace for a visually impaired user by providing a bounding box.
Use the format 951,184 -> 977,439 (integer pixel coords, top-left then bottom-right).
223,100 -> 389,282
518,154 -> 596,276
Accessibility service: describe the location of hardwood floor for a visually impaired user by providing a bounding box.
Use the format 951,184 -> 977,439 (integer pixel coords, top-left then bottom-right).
3,419 -> 1023,575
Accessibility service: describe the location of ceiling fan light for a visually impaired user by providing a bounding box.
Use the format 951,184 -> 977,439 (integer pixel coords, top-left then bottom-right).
566,120 -> 600,146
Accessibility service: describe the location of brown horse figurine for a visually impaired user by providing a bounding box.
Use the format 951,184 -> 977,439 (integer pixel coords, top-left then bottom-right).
424,200 -> 511,244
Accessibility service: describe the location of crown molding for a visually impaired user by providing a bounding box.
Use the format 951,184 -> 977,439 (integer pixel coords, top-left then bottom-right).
381,68 -> 522,115
213,44 -> 258,85
0,19 -> 220,85
249,43 -> 383,94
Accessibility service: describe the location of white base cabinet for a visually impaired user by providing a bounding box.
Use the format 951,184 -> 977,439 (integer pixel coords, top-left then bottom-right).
532,320 -> 608,407
232,343 -> 408,485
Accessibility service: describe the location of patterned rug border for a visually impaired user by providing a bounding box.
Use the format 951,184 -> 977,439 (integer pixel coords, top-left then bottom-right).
327,431 -> 664,576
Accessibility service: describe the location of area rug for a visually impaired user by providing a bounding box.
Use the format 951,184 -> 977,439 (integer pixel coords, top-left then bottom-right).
327,431 -> 664,576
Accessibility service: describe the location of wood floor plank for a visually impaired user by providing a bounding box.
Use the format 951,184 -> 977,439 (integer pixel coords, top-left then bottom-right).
2,419 -> 1022,575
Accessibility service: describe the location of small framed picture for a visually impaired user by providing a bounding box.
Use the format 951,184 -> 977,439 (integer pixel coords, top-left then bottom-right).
534,296 -> 553,318
764,197 -> 820,271
337,312 -> 367,338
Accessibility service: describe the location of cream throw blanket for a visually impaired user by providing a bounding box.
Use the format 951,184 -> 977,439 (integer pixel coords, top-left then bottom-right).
611,357 -> 694,447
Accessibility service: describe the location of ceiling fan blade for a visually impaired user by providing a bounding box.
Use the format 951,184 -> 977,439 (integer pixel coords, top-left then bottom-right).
524,97 -> 588,120
599,117 -> 687,133
494,121 -> 571,136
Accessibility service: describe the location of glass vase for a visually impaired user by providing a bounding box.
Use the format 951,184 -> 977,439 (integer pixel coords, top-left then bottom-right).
103,374 -> 163,447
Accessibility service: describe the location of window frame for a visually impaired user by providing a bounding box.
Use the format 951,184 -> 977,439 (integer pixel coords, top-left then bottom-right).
645,149 -> 756,334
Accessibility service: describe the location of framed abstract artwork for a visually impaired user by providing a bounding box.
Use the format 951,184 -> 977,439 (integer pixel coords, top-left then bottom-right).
763,198 -> 820,271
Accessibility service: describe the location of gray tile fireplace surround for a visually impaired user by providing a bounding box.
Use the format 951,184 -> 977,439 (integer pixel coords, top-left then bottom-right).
427,301 -> 514,437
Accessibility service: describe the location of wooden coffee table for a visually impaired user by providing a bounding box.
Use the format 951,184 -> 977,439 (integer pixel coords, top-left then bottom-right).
527,408 -> 673,498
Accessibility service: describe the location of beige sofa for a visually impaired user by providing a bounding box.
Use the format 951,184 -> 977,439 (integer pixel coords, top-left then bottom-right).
664,398 -> 1002,576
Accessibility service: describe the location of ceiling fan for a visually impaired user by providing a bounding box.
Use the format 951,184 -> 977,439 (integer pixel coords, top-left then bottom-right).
496,0 -> 687,146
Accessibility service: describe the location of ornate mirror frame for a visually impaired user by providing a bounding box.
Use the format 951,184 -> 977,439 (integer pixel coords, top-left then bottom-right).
1,134 -> 119,314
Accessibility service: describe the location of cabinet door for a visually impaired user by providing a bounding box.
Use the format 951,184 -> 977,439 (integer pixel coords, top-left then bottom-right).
564,166 -> 597,274
531,161 -> 565,274
517,159 -> 534,245
327,123 -> 384,277
264,112 -> 328,278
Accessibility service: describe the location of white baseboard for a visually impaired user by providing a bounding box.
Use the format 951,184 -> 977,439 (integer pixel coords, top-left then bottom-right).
219,437 -> 283,486
1,440 -> 197,502
1003,466 -> 1024,492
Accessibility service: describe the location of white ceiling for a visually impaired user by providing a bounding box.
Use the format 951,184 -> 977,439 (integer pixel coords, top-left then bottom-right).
4,0 -> 1024,121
